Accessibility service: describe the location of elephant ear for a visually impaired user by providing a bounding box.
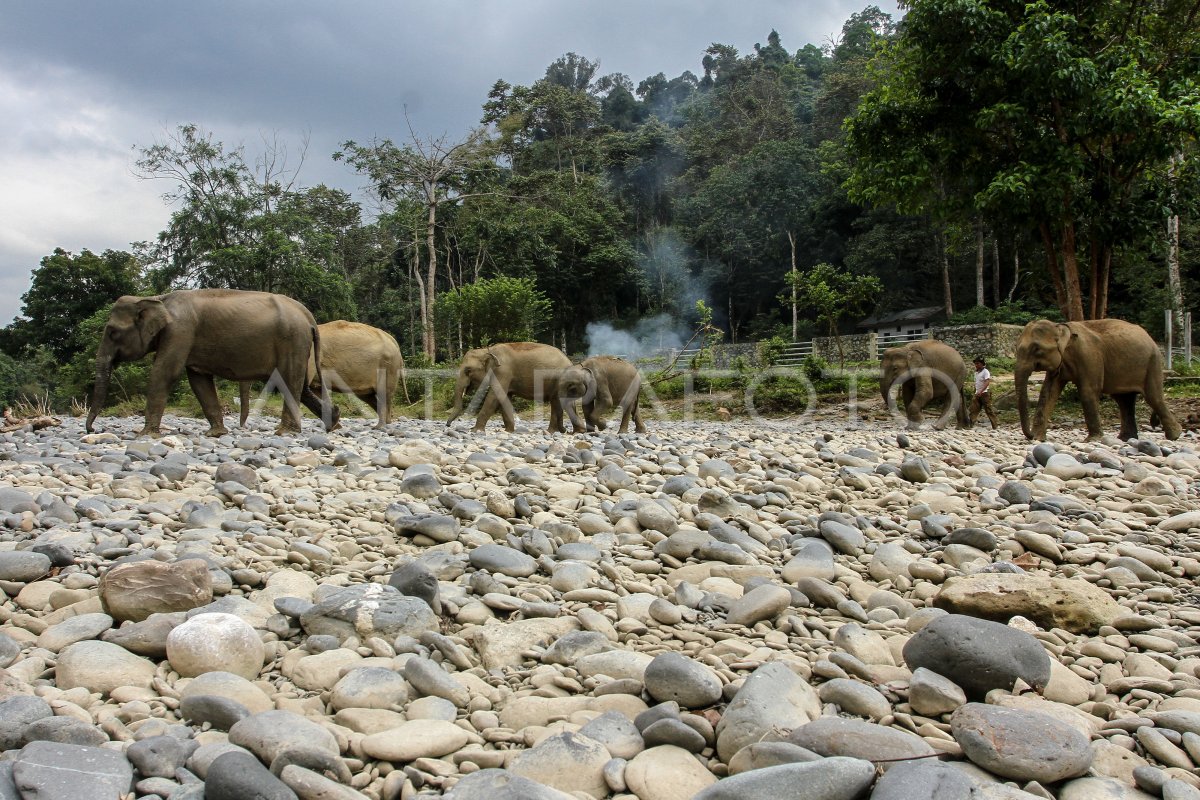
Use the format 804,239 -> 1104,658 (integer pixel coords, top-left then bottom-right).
1054,323 -> 1075,356
136,298 -> 169,343
907,348 -> 926,369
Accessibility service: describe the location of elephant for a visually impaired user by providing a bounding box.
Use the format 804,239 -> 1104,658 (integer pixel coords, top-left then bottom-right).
239,320 -> 406,428
557,356 -> 646,434
86,289 -> 338,437
879,340 -> 969,429
1015,318 -> 1181,441
446,342 -> 572,432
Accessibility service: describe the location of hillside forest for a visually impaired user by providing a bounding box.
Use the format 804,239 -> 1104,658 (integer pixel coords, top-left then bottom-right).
1,1 -> 1198,410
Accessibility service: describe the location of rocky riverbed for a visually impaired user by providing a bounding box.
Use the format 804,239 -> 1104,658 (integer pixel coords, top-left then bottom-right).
0,413 -> 1199,799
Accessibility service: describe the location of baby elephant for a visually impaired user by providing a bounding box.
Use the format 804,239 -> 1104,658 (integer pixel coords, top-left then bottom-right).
558,356 -> 646,434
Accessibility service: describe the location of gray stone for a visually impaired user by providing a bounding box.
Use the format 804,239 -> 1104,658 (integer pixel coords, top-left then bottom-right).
98,559 -> 213,622
903,613 -> 1051,698
577,711 -> 644,760
228,710 -> 338,765
215,462 -> 259,489
444,769 -> 575,800
10,741 -> 134,799
641,718 -> 706,752
0,633 -> 19,669
692,757 -> 876,800
726,584 -> 793,627
387,561 -> 442,614
901,457 -> 932,483
101,613 -> 184,659
469,543 -> 538,577
19,717 -> 108,748
908,667 -> 967,716
817,678 -> 891,719
179,694 -> 252,731
951,703 -> 1093,783
205,750 -> 297,800
643,652 -> 723,709
726,741 -> 822,775
789,717 -> 936,765
0,696 -> 53,751
0,551 -> 51,583
126,735 -> 199,779
716,661 -> 821,762
819,519 -> 865,555
394,514 -> 460,543
871,759 -> 976,799
299,583 -> 438,643
999,481 -> 1033,505
404,658 -> 469,707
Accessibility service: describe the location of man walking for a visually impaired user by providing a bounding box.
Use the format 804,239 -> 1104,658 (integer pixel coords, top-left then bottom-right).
970,357 -> 999,429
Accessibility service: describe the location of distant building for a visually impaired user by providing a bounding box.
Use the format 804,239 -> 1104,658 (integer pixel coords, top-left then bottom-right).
857,305 -> 945,339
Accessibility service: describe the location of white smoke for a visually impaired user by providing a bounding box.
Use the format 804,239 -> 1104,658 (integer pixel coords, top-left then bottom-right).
585,313 -> 687,358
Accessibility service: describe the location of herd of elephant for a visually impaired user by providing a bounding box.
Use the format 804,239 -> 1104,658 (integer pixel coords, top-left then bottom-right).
83,289 -> 1181,443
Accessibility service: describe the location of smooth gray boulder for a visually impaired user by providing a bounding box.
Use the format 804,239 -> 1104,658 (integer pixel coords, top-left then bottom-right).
903,613 -> 1051,698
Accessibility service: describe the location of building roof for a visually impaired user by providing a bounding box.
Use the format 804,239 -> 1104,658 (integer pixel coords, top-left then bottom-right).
857,305 -> 945,329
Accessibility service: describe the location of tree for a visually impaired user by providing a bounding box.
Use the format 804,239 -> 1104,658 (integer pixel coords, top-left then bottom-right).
437,276 -> 552,353
786,263 -> 882,366
0,248 -> 141,361
336,128 -> 494,360
844,0 -> 1200,321
135,124 -> 358,318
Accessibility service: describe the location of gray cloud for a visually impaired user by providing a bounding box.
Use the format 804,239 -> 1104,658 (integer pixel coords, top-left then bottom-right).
0,0 -> 897,326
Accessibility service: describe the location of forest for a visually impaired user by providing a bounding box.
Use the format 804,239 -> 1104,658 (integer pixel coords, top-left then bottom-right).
1,0 -> 1197,410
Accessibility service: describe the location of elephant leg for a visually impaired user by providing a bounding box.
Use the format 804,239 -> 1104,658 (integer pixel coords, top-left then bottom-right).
141,352 -> 188,436
906,380 -> 931,429
631,394 -> 647,433
239,382 -> 252,427
548,397 -> 566,434
187,369 -> 229,437
356,390 -> 384,427
1079,388 -> 1105,441
956,387 -> 970,429
1033,378 -> 1065,441
583,400 -> 603,432
1114,393 -> 1138,441
1144,378 -> 1182,440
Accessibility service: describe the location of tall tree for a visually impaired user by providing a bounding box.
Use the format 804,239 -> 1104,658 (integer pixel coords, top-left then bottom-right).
336,128 -> 493,360
845,0 -> 1200,321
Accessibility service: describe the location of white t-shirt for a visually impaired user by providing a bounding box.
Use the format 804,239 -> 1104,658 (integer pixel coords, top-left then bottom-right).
974,368 -> 991,394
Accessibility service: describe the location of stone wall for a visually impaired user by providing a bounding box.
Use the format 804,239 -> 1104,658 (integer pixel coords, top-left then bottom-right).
813,333 -> 877,362
933,324 -> 1025,360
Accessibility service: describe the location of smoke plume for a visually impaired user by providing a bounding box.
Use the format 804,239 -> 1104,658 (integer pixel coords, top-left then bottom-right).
585,313 -> 688,358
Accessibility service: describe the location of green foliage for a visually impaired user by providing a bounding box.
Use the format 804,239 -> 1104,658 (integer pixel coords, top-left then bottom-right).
945,301 -> 1059,327
844,0 -> 1200,320
756,336 -> 789,367
0,248 -> 141,361
801,354 -> 829,383
438,276 -> 552,351
787,263 -> 882,365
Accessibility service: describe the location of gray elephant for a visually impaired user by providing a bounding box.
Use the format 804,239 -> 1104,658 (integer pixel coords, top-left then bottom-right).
879,340 -> 969,429
240,320 -> 406,428
446,342 -> 571,432
87,289 -> 338,437
1015,318 -> 1181,441
557,356 -> 646,434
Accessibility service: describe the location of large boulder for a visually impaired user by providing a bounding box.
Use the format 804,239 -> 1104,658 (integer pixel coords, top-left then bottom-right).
715,662 -> 820,763
933,573 -> 1127,634
98,560 -> 213,623
903,613 -> 1051,698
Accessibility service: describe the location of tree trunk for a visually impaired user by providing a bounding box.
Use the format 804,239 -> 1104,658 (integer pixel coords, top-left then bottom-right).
1059,222 -> 1086,321
424,198 -> 438,361
1168,152 -> 1185,332
1007,244 -> 1021,303
1038,223 -> 1070,319
939,231 -> 954,317
991,233 -> 1001,307
1088,240 -> 1112,320
975,223 -> 985,307
787,231 -> 798,341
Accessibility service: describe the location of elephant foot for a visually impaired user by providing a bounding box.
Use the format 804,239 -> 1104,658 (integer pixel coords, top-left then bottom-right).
1085,433 -> 1105,443
1165,423 -> 1182,441
136,427 -> 163,439
205,426 -> 230,438
274,425 -> 302,436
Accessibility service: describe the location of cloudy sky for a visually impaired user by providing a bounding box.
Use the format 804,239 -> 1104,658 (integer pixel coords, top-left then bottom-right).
0,0 -> 897,327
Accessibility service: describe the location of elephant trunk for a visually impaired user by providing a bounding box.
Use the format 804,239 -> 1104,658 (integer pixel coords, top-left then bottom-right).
1015,364 -> 1033,440
446,373 -> 470,426
86,342 -> 115,433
